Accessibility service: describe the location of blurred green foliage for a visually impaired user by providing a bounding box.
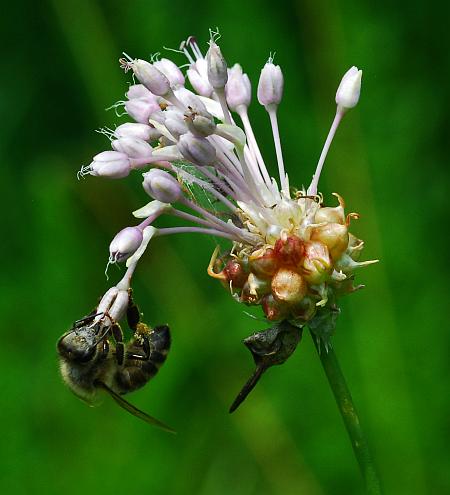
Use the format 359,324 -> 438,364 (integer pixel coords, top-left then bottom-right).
2,0 -> 449,494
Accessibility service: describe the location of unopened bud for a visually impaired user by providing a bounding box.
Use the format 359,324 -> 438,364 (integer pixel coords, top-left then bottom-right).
131,59 -> 171,97
174,87 -> 207,113
153,58 -> 185,87
335,66 -> 362,110
165,115 -> 188,140
142,169 -> 182,203
206,42 -> 228,89
112,137 -> 153,158
89,151 -> 130,179
310,223 -> 349,260
125,97 -> 160,124
225,64 -> 251,111
114,122 -> 160,141
126,84 -> 153,100
257,62 -> 284,107
271,267 -> 307,304
185,109 -> 216,137
302,241 -> 332,284
177,134 -> 216,166
187,66 -> 213,97
109,227 -> 144,263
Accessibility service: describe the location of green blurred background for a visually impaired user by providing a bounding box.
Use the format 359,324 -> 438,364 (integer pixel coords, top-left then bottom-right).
2,0 -> 449,494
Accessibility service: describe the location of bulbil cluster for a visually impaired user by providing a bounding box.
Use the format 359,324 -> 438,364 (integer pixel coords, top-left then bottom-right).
209,193 -> 373,324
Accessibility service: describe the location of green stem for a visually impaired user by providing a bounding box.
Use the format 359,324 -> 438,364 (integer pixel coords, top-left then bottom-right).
310,331 -> 382,495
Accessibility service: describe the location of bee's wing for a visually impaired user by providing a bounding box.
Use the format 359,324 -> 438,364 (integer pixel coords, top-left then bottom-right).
98,382 -> 176,434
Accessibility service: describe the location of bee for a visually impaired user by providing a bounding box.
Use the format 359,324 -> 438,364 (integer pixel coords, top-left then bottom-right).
57,292 -> 174,433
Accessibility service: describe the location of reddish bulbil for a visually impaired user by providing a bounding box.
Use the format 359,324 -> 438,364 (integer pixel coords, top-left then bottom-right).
274,235 -> 305,266
223,259 -> 248,288
249,247 -> 279,278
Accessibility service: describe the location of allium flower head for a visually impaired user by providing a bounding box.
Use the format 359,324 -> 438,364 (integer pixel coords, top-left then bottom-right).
80,32 -> 377,338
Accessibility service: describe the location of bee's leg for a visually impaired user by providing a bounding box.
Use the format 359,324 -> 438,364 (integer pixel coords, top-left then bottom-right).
111,323 -> 125,366
126,289 -> 141,332
72,311 -> 102,328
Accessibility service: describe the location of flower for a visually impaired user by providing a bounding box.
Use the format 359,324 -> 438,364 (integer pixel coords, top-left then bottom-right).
81,32 -> 377,330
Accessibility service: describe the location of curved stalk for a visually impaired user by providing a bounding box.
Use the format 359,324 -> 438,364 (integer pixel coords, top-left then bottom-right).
310,331 -> 382,495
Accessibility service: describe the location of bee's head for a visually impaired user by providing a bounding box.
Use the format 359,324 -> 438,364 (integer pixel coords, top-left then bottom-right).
57,324 -> 102,363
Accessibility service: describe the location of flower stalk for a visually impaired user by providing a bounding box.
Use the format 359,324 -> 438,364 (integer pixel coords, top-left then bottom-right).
310,330 -> 382,495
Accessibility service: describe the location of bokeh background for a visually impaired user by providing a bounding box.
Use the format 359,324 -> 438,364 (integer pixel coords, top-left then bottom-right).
2,0 -> 449,494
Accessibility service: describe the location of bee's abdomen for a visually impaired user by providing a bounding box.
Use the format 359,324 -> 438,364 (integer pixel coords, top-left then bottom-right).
114,325 -> 171,394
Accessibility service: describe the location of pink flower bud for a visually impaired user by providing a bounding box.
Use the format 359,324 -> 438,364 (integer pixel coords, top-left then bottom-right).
335,66 -> 362,109
90,151 -> 130,178
225,64 -> 251,111
177,134 -> 216,166
257,62 -> 284,107
114,122 -> 160,141
131,59 -> 171,97
153,58 -> 185,87
174,87 -> 207,113
206,42 -> 228,89
126,84 -> 153,100
112,137 -> 153,158
185,109 -> 216,137
187,67 -> 213,97
109,227 -> 144,263
142,169 -> 182,203
165,115 -> 188,140
125,97 -> 160,124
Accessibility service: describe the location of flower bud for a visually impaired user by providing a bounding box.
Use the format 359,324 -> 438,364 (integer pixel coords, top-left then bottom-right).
310,223 -> 349,260
109,227 -> 144,263
257,62 -> 284,107
126,84 -> 153,100
274,235 -> 304,266
249,247 -> 278,278
302,241 -> 332,285
114,122 -> 160,141
125,97 -> 160,124
142,169 -> 182,203
187,68 -> 212,96
153,58 -> 185,87
112,137 -> 153,158
262,294 -> 288,321
335,66 -> 362,110
177,134 -> 216,166
89,151 -> 130,178
185,109 -> 216,137
131,59 -> 171,96
206,42 -> 228,89
174,87 -> 207,113
225,64 -> 251,111
271,267 -> 307,304
165,116 -> 188,140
